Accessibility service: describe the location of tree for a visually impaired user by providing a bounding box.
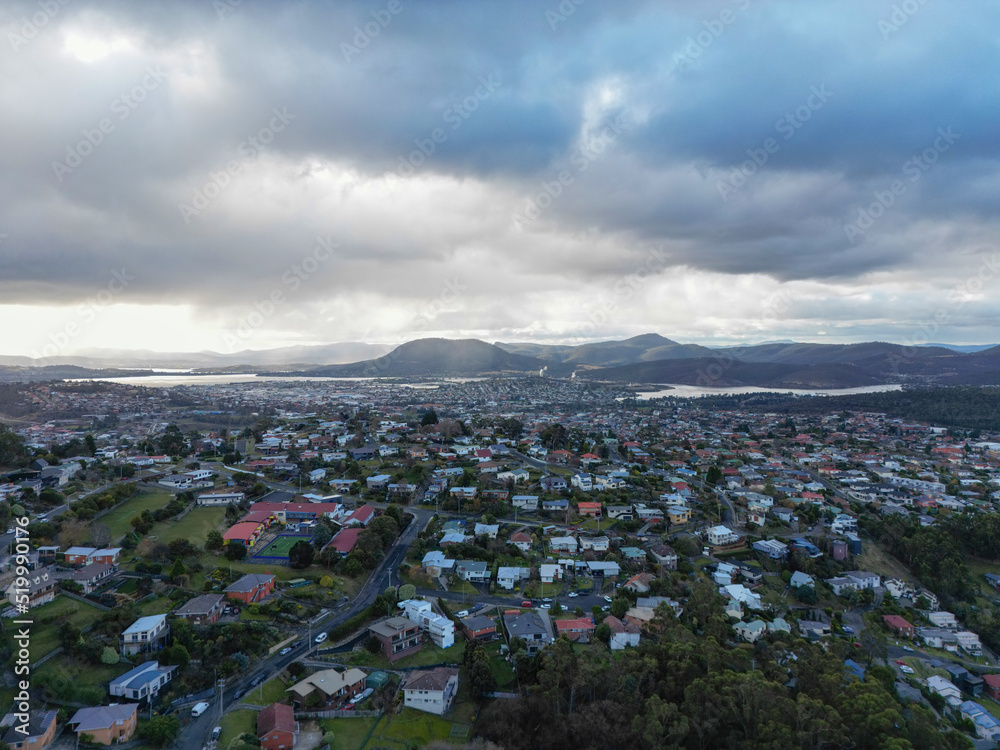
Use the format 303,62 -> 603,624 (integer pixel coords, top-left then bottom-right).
206,530 -> 224,551
168,644 -> 190,669
225,542 -> 247,561
139,716 -> 180,747
469,647 -> 497,698
100,646 -> 119,664
421,410 -> 439,426
320,575 -> 334,588
398,583 -> 416,601
288,540 -> 314,569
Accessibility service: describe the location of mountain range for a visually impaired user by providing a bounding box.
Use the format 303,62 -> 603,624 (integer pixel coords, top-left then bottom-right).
2,334 -> 999,388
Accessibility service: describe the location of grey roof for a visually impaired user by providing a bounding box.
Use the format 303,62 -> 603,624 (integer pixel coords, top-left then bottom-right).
175,593 -> 225,617
69,704 -> 137,732
503,611 -> 551,640
1,710 -> 57,746
460,615 -> 496,631
369,616 -> 420,637
403,667 -> 458,693
110,661 -> 177,691
225,573 -> 275,593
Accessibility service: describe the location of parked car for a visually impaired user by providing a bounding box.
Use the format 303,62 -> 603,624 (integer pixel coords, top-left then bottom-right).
191,702 -> 210,717
250,675 -> 265,687
521,600 -> 532,607
280,647 -> 292,656
568,592 -> 578,598
315,632 -> 328,644
843,626 -> 854,634
601,605 -> 610,612
542,598 -> 551,603
540,603 -> 551,609
900,665 -> 914,674
902,645 -> 914,652
350,687 -> 375,705
211,727 -> 222,741
456,610 -> 469,618
603,595 -> 612,603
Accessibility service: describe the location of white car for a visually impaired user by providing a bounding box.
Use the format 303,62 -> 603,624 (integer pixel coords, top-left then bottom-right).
540,603 -> 551,609
899,665 -> 914,674
603,595 -> 612,603
314,632 -> 328,644
567,592 -> 578,598
191,702 -> 210,717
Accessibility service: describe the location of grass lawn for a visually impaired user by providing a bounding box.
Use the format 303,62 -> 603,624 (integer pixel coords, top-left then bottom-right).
248,676 -> 291,705
149,506 -> 227,546
445,580 -> 479,596
364,709 -> 460,749
7,595 -> 106,660
137,595 -> 176,616
34,659 -> 128,705
484,643 -> 516,688
102,488 -> 174,540
218,709 -> 256,748
320,716 -> 379,750
344,640 -> 466,670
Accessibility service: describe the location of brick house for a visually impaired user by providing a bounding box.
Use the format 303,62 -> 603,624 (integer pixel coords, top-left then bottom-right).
257,702 -> 298,750
224,573 -> 275,605
68,704 -> 138,746
882,614 -> 915,638
287,669 -> 367,708
174,594 -> 225,626
369,617 -> 423,662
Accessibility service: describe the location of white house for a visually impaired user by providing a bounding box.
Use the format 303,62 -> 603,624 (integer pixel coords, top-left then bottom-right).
735,620 -> 767,643
539,564 -> 562,584
108,661 -> 177,701
121,614 -> 169,656
398,599 -> 455,649
497,567 -> 529,590
720,584 -> 762,610
402,668 -> 459,716
706,525 -> 740,546
571,473 -> 594,492
956,630 -> 983,655
927,675 -> 963,707
927,611 -> 958,629
578,536 -> 609,553
549,537 -> 578,553
605,615 -> 641,650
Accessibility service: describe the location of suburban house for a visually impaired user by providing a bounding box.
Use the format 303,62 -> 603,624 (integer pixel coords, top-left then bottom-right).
454,561 -> 489,583
549,536 -> 578,553
402,667 -> 459,716
63,547 -> 122,566
605,615 -> 641,650
927,675 -> 963,707
606,505 -> 633,520
257,702 -> 298,750
473,523 -> 499,539
288,669 -> 367,707
735,620 -> 767,643
706,525 -> 740,546
4,566 -> 57,610
0,710 -> 57,750
224,573 -> 275,604
555,617 -> 596,642
826,571 -> 882,596
421,551 -> 455,577
120,614 -> 169,656
325,528 -> 363,556
752,539 -> 788,560
197,491 -> 245,506
959,701 -> 1000,741
398,599 -> 455,649
578,502 -> 602,517
503,610 -> 553,654
957,630 -> 983,655
174,594 -> 225,626
369,617 -> 424,662
508,532 -> 532,552
223,521 -> 267,549
460,615 -> 499,642
68,704 -> 138,746
650,544 -> 678,570
927,611 -> 958,629
622,573 -> 655,594
496,566 -> 530,590
882,614 -> 915,638
539,563 -> 562,584
109,661 -> 177,702
790,571 -> 815,589
61,562 -> 116,594
579,536 -> 609,553
342,505 -> 375,527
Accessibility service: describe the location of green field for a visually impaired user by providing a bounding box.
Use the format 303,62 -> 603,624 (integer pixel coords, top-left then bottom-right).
5,595 -> 106,661
218,709 -> 256,748
150,506 -> 227,546
34,659 -> 127,704
101,488 -> 174,540
242,675 -> 291,705
257,534 -> 313,558
343,640 -> 466,670
363,708 -> 463,749
320,716 -> 379,750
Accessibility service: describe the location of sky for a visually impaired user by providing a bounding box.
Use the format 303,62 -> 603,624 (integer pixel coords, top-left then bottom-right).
1,0 -> 999,358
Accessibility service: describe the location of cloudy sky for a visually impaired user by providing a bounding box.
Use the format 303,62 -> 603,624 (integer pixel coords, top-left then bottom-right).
2,0 -> 999,358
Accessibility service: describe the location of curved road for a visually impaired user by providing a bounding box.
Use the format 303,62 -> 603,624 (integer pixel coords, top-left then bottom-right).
177,507 -> 431,749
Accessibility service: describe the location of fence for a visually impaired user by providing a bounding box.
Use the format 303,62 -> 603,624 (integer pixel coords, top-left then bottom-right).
296,708 -> 382,719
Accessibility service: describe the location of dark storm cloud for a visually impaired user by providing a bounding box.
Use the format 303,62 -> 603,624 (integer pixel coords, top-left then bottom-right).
0,0 -> 997,343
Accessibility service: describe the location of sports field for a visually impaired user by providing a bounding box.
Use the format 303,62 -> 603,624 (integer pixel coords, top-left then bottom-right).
256,534 -> 312,558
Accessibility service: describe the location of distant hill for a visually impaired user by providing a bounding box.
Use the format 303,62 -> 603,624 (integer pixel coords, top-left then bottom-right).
295,338 -> 553,377
495,333 -> 713,367
0,342 -> 393,370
